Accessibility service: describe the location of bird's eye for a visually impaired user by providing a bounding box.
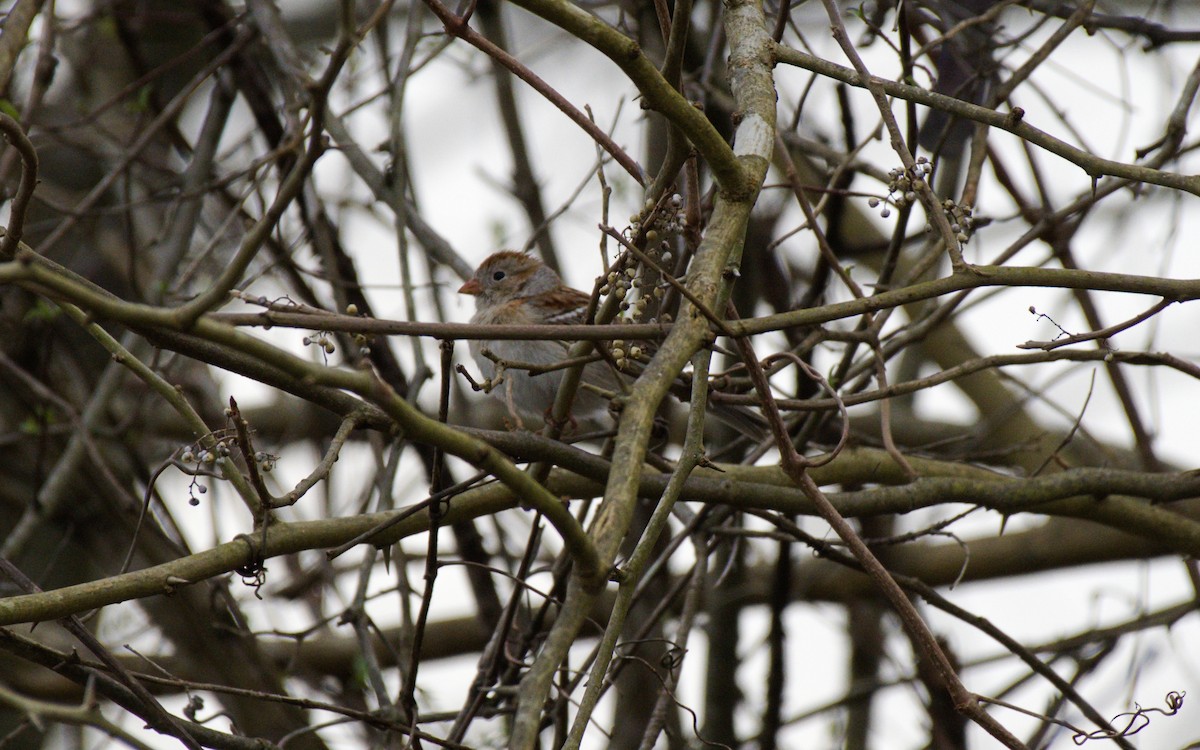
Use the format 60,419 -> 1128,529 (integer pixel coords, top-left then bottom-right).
492,270 -> 506,281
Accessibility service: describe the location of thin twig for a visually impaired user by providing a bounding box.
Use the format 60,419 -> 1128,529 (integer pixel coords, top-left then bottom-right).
421,0 -> 644,184
0,114 -> 38,258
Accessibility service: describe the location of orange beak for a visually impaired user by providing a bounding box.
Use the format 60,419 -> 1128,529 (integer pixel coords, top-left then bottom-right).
458,278 -> 481,295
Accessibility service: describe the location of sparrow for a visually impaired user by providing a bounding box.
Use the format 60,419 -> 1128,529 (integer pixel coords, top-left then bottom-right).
459,250 -> 767,437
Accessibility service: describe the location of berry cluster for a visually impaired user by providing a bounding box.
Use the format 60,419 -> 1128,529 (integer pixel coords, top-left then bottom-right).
343,304 -> 372,358
619,193 -> 686,316
629,192 -> 686,242
303,328 -> 373,364
601,193 -> 691,369
608,340 -> 643,371
941,199 -> 975,244
302,331 -> 336,356
869,157 -> 934,218
178,431 -> 277,506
